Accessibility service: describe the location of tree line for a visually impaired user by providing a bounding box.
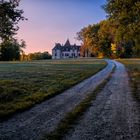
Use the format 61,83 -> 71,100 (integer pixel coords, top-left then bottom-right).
78,0 -> 140,58
21,51 -> 52,61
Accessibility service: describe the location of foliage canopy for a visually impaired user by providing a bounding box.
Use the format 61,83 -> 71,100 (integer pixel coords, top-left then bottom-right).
0,0 -> 26,61
78,0 -> 140,58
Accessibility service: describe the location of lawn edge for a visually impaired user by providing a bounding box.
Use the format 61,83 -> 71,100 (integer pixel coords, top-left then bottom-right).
127,69 -> 140,102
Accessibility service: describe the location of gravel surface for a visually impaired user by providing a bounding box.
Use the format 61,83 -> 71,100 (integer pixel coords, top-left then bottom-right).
0,60 -> 114,140
64,61 -> 140,140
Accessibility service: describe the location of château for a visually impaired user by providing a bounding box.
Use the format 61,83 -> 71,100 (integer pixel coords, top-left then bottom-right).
52,39 -> 81,59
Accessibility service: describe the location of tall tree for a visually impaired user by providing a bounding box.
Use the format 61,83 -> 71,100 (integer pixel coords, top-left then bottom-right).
0,0 -> 26,41
98,20 -> 116,57
77,24 -> 100,57
0,38 -> 26,61
104,0 -> 140,57
0,0 -> 26,61
77,20 -> 117,58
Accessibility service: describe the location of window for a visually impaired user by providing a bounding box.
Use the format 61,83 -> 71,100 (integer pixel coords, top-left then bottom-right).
65,53 -> 69,56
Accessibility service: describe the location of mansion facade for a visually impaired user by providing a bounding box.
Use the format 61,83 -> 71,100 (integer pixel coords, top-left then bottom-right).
52,39 -> 81,59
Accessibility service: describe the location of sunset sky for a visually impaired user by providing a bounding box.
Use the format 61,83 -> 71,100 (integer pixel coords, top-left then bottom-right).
18,0 -> 106,54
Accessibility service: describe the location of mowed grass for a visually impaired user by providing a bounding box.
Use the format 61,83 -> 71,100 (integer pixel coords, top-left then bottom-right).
118,59 -> 140,101
0,59 -> 106,119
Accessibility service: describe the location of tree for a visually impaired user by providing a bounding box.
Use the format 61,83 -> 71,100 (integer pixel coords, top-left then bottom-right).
42,51 -> 52,59
77,0 -> 139,58
104,0 -> 140,57
0,0 -> 26,41
77,24 -> 100,57
77,20 -> 117,58
0,0 -> 26,61
27,52 -> 52,61
0,38 -> 26,61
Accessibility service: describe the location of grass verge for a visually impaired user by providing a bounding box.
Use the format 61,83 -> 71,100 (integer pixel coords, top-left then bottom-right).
0,59 -> 106,120
43,63 -> 115,140
117,59 -> 140,102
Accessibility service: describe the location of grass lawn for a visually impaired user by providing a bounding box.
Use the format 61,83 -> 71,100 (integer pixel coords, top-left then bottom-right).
0,58 -> 106,119
118,59 -> 140,102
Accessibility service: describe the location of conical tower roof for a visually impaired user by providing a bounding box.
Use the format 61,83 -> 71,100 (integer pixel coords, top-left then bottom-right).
64,39 -> 70,46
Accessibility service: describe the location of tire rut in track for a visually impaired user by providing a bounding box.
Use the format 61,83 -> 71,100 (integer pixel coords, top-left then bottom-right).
63,61 -> 140,140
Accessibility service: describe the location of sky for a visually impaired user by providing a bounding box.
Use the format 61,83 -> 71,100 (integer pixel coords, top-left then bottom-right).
17,0 -> 107,54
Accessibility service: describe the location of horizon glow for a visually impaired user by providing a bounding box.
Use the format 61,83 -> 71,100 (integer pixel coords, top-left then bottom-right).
17,0 -> 106,54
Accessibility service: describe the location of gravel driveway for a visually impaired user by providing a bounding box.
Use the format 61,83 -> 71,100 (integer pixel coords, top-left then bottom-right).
64,61 -> 140,140
0,60 -> 114,140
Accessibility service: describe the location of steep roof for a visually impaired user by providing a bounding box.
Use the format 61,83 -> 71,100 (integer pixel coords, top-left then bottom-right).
64,39 -> 70,46
52,43 -> 61,50
52,39 -> 81,51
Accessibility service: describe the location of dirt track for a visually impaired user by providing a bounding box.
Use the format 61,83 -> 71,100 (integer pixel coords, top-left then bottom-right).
64,61 -> 140,140
0,60 -> 114,140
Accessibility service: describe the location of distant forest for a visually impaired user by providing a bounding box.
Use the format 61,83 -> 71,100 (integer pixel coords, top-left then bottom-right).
78,0 -> 140,58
